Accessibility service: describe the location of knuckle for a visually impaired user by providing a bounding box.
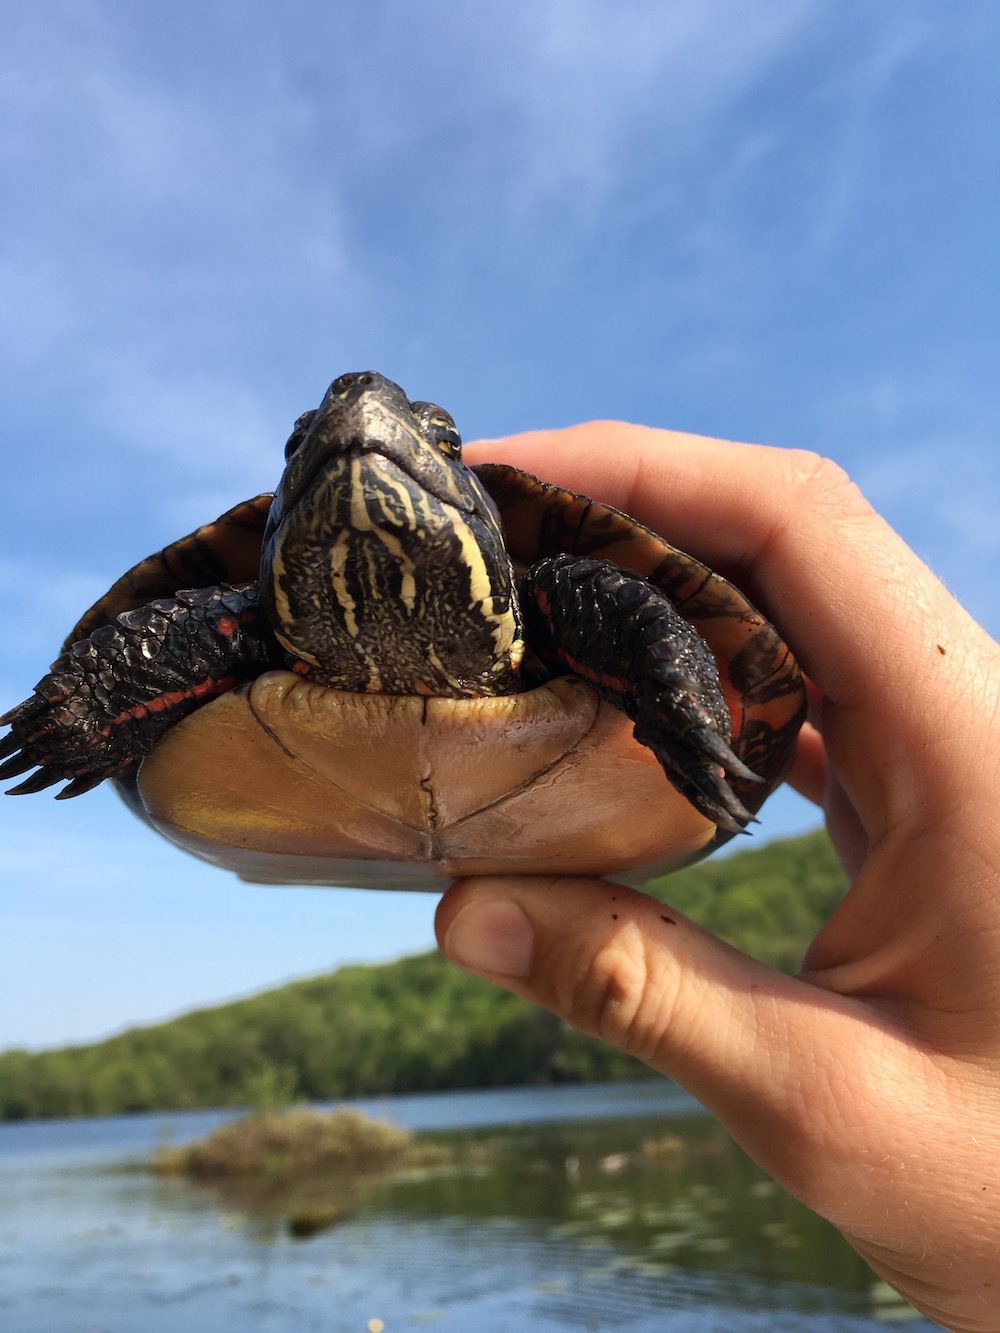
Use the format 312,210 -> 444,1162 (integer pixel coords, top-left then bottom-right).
754,449 -> 877,582
568,922 -> 680,1065
780,449 -> 872,521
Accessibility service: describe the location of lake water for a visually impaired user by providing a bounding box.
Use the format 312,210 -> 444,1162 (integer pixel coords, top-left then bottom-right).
0,1081 -> 933,1331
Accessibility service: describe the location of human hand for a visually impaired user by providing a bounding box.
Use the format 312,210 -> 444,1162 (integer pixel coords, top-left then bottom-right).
435,421 -> 1000,1332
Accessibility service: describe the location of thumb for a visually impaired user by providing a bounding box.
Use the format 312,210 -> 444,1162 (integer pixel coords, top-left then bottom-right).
434,874 -> 896,1223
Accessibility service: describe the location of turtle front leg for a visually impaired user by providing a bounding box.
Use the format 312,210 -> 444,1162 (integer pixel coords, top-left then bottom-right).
521,554 -> 761,834
0,584 -> 282,798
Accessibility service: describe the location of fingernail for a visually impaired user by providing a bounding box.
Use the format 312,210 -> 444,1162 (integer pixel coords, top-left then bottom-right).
442,899 -> 534,977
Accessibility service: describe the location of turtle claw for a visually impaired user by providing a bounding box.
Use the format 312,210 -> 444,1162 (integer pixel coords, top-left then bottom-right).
633,716 -> 760,835
689,725 -> 763,788
0,748 -> 36,780
56,772 -> 113,799
0,725 -> 26,758
6,766 -> 64,796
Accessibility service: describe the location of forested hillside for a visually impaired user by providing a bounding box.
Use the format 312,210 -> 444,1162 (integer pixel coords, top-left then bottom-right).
0,829 -> 847,1121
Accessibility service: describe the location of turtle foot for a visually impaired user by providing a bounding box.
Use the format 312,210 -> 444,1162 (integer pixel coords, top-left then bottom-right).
0,648 -> 148,797
0,584 -> 279,798
521,553 -> 761,834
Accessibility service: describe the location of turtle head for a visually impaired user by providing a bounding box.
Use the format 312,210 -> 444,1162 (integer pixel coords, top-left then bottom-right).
260,372 -> 524,696
275,372 -> 469,512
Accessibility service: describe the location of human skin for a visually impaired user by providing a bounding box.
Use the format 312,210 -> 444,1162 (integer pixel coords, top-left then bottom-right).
434,422 -> 1000,1332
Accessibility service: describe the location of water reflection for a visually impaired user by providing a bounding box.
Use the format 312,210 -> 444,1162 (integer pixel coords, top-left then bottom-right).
0,1082 -> 932,1331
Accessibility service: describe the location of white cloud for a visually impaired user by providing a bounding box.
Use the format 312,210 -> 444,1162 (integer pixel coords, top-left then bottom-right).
509,0 -> 813,204
856,438 -> 1000,564
799,13 -> 932,260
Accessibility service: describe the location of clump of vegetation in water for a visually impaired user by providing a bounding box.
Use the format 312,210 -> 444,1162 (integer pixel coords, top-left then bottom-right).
153,1106 -> 447,1182
152,1106 -> 452,1237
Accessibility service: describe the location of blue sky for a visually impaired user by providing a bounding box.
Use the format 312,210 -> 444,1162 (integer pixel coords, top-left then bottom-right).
1,1 -> 998,1050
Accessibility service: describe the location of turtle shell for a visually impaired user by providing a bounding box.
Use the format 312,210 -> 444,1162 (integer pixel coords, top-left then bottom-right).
76,467 -> 805,890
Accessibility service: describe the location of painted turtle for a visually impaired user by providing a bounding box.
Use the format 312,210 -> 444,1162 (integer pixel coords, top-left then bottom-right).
0,371 -> 804,889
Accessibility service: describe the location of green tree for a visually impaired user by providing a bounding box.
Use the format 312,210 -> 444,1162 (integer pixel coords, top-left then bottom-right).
0,829 -> 845,1121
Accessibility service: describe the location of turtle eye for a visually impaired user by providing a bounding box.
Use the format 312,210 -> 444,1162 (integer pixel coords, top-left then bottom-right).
411,400 -> 462,461
283,410 -> 316,461
433,418 -> 462,461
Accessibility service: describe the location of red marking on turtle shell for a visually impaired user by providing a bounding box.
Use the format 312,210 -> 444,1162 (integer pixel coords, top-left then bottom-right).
216,616 -> 238,637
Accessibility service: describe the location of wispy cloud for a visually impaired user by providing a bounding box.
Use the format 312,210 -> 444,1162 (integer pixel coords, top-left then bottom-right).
470,1 -> 814,217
